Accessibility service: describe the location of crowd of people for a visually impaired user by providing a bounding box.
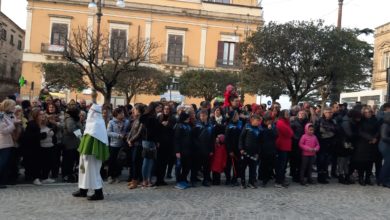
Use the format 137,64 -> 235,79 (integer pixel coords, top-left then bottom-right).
1,86 -> 390,193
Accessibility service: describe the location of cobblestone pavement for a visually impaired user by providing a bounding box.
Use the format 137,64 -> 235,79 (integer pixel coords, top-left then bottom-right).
1,181 -> 390,220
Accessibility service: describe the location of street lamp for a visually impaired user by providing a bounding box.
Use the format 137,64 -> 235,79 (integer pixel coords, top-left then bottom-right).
88,0 -> 126,62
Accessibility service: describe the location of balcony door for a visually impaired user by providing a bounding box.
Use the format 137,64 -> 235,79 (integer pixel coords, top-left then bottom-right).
167,34 -> 183,64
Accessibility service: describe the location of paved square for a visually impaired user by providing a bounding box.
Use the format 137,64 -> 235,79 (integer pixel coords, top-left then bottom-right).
1,182 -> 390,220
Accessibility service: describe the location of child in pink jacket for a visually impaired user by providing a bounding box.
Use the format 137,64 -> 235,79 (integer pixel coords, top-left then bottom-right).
299,123 -> 320,185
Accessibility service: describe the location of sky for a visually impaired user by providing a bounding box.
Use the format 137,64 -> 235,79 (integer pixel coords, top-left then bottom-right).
1,0 -> 390,44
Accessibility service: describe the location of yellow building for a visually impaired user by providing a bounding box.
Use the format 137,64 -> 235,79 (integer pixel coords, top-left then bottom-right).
372,22 -> 390,90
21,0 -> 263,105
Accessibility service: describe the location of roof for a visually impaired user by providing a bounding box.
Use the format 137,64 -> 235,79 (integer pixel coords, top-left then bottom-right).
0,11 -> 25,34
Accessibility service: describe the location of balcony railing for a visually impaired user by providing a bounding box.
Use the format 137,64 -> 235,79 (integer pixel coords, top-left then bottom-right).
161,54 -> 189,66
41,43 -> 66,54
216,59 -> 241,68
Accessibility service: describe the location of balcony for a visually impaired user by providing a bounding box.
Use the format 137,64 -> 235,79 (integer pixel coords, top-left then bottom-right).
41,43 -> 66,54
216,59 -> 241,69
161,54 -> 189,66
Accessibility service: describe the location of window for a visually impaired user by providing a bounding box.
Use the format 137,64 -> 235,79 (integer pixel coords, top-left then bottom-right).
17,40 -> 22,50
217,41 -> 238,66
383,51 -> 390,70
10,35 -> 14,46
167,34 -> 183,64
0,29 -> 6,41
0,62 -> 7,76
110,28 -> 127,58
51,23 -> 68,46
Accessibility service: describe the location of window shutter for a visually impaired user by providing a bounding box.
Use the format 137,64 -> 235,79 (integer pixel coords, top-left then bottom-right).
217,41 -> 224,65
234,42 -> 240,66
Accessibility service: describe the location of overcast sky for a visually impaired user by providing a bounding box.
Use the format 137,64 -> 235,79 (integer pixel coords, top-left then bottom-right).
1,0 -> 390,43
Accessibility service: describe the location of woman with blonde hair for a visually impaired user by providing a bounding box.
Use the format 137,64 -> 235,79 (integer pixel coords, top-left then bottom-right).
0,99 -> 16,189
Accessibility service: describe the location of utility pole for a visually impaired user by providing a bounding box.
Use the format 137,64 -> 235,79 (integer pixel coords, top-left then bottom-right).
330,0 -> 344,104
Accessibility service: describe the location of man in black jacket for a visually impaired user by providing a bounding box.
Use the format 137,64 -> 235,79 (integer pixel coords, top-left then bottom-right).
239,114 -> 262,189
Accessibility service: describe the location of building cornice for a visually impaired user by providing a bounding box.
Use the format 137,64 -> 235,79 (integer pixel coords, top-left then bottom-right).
29,0 -> 263,25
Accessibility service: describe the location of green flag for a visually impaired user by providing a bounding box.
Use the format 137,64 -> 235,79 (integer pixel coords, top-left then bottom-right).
19,76 -> 26,87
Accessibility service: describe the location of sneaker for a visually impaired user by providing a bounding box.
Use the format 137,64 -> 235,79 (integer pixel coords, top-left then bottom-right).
241,182 -> 247,189
114,178 -> 121,184
202,181 -> 210,187
175,182 -> 186,190
248,183 -> 257,189
0,185 -> 7,189
274,183 -> 289,188
300,181 -> 308,186
42,178 -> 56,184
261,182 -> 268,188
33,178 -> 42,186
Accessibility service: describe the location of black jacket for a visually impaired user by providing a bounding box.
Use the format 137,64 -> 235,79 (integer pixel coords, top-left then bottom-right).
291,118 -> 307,141
239,124 -> 261,156
22,120 -> 46,151
338,115 -> 359,157
225,120 -> 244,155
158,114 -> 176,147
192,121 -> 215,155
260,124 -> 278,156
174,122 -> 193,157
140,114 -> 161,143
353,116 -> 380,162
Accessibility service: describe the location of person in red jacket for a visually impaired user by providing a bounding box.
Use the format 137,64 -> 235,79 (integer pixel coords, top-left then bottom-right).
211,134 -> 227,185
275,109 -> 294,188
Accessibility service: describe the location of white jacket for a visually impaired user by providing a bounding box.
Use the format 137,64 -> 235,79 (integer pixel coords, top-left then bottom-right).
0,112 -> 15,149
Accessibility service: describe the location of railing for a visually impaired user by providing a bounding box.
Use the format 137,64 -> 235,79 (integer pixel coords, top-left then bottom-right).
41,43 -> 66,54
216,59 -> 241,68
161,54 -> 189,66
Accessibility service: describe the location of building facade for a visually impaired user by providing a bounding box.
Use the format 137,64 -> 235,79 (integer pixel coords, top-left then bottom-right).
372,22 -> 390,91
21,0 -> 263,104
0,11 -> 25,100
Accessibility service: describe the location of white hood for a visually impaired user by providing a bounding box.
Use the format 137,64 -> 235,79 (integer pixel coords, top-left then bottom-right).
84,104 -> 108,145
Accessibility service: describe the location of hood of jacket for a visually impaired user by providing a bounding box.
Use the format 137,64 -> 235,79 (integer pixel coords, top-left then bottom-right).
305,123 -> 313,135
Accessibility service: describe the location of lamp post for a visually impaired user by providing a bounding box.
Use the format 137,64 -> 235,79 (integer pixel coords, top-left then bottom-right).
88,0 -> 126,63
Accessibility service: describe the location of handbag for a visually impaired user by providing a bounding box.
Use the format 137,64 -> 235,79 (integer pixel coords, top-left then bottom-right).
117,145 -> 130,167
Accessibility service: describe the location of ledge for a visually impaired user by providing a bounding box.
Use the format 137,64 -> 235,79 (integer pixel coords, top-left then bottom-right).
48,14 -> 74,19
108,20 -> 132,25
166,26 -> 188,31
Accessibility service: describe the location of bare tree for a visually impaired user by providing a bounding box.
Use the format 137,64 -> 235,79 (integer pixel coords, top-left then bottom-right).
63,26 -> 158,105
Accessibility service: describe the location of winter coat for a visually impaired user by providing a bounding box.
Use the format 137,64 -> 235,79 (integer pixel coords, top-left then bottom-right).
275,118 -> 294,152
174,122 -> 193,157
62,115 -> 82,150
290,118 -> 307,141
353,116 -> 380,162
0,112 -> 15,149
211,136 -> 227,173
210,115 -> 226,136
299,124 -> 320,156
260,123 -> 278,156
338,115 -> 358,157
193,121 -> 215,155
157,114 -> 176,147
379,113 -> 390,152
22,120 -> 46,152
140,114 -> 161,143
127,117 -> 143,146
107,118 -> 129,148
315,117 -> 338,153
225,120 -> 243,156
239,124 -> 261,156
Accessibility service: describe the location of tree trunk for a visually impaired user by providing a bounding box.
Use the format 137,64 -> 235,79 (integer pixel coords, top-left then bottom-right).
104,86 -> 112,106
290,94 -> 298,106
126,93 -> 135,105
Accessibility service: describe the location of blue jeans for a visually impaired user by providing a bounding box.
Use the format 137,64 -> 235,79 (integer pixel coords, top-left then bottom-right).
379,142 -> 390,186
275,150 -> 288,184
0,147 -> 12,184
142,159 -> 154,182
141,141 -> 156,182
